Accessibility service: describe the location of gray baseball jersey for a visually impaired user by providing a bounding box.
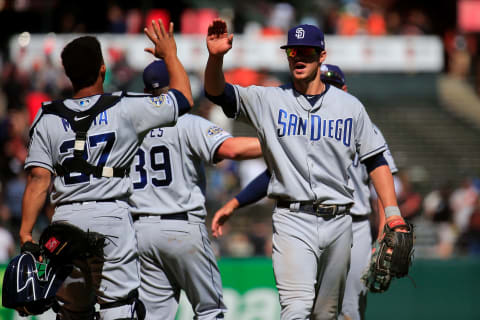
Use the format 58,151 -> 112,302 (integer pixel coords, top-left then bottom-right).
129,114 -> 230,319
219,82 -> 386,319
25,91 -> 180,204
348,125 -> 398,215
129,114 -> 232,217
230,83 -> 386,204
25,90 -> 181,319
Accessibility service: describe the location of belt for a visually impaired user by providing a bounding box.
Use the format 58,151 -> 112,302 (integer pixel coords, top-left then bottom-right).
57,198 -> 117,207
277,200 -> 352,216
133,212 -> 188,222
350,214 -> 369,222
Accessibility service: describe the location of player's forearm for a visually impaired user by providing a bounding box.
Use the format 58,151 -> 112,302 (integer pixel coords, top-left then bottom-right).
216,137 -> 262,160
376,198 -> 386,240
163,55 -> 194,107
369,165 -> 398,209
205,55 -> 226,96
20,168 -> 51,244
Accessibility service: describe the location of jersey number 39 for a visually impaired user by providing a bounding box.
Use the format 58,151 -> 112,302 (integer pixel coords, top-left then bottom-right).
131,145 -> 172,189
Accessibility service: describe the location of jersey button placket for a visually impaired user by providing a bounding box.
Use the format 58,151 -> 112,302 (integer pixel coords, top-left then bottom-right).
306,111 -> 317,197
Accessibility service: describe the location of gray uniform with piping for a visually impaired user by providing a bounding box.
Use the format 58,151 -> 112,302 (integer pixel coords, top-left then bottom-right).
129,114 -> 230,320
25,91 -> 179,319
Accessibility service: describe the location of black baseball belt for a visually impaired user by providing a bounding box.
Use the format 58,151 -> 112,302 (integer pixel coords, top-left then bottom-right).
276,200 -> 353,216
56,198 -> 118,207
132,212 -> 188,222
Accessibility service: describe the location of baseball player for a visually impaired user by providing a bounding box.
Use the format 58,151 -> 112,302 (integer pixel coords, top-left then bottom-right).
129,60 -> 262,319
204,19 -> 407,319
211,64 -> 399,320
19,20 -> 193,319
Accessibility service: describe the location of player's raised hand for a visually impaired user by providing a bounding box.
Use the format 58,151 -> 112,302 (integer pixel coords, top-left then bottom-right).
211,198 -> 239,238
206,18 -> 233,57
144,20 -> 177,60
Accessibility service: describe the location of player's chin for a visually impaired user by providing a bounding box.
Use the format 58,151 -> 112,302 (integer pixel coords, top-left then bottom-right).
291,70 -> 309,81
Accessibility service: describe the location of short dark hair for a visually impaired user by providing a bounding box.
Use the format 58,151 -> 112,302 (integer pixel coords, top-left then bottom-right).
61,36 -> 104,92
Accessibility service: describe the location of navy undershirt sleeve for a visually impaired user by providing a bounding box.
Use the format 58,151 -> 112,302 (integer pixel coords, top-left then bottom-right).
235,169 -> 271,208
204,83 -> 237,118
362,153 -> 388,174
169,88 -> 190,116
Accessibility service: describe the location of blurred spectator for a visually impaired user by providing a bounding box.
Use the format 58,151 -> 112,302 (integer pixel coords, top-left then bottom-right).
423,181 -> 457,258
444,30 -> 477,79
397,170 -> 422,220
126,9 -> 143,34
0,223 -> 15,263
224,232 -> 255,257
366,9 -> 386,36
423,181 -> 454,223
337,5 -> 361,36
450,176 -> 479,234
247,221 -> 271,256
2,63 -> 27,111
401,9 -> 431,35
107,49 -> 137,92
181,8 -> 219,34
266,2 -> 295,33
463,198 -> 480,255
107,4 -> 126,33
3,171 -> 27,238
385,11 -> 402,35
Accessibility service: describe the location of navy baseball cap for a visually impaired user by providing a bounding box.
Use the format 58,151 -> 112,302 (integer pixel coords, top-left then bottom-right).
143,60 -> 169,90
320,64 -> 345,88
280,24 -> 325,50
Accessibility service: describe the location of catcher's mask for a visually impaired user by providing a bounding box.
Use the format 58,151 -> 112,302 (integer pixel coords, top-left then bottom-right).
2,252 -> 72,316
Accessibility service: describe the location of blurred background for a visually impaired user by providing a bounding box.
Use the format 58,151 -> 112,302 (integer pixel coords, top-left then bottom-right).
0,0 -> 479,319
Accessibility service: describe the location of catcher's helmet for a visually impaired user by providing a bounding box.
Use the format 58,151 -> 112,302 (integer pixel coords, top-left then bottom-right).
2,252 -> 72,316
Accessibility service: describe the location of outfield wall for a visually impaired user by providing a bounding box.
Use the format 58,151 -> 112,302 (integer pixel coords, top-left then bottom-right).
1,258 -> 479,320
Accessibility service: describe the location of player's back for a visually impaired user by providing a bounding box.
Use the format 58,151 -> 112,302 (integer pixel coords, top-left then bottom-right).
129,114 -> 232,217
26,92 -> 179,204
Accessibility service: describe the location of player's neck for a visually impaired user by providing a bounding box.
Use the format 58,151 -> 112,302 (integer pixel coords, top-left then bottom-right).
73,83 -> 105,99
293,78 -> 325,96
73,75 -> 105,99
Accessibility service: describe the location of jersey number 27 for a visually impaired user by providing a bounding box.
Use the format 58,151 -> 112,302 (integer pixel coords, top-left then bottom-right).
59,132 -> 115,185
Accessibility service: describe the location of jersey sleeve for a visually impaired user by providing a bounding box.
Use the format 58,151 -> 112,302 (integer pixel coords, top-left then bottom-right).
124,91 -> 179,135
25,119 -> 54,172
372,124 -> 398,174
354,103 -> 386,162
235,169 -> 271,207
181,115 -> 232,164
231,84 -> 268,128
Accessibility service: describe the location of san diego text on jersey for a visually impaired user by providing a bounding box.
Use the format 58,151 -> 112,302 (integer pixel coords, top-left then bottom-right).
277,108 -> 353,146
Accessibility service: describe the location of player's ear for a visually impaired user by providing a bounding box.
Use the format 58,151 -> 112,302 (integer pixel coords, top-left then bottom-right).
318,50 -> 327,64
99,64 -> 106,81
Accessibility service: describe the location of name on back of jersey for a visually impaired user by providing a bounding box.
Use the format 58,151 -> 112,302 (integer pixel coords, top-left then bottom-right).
277,108 -> 352,146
